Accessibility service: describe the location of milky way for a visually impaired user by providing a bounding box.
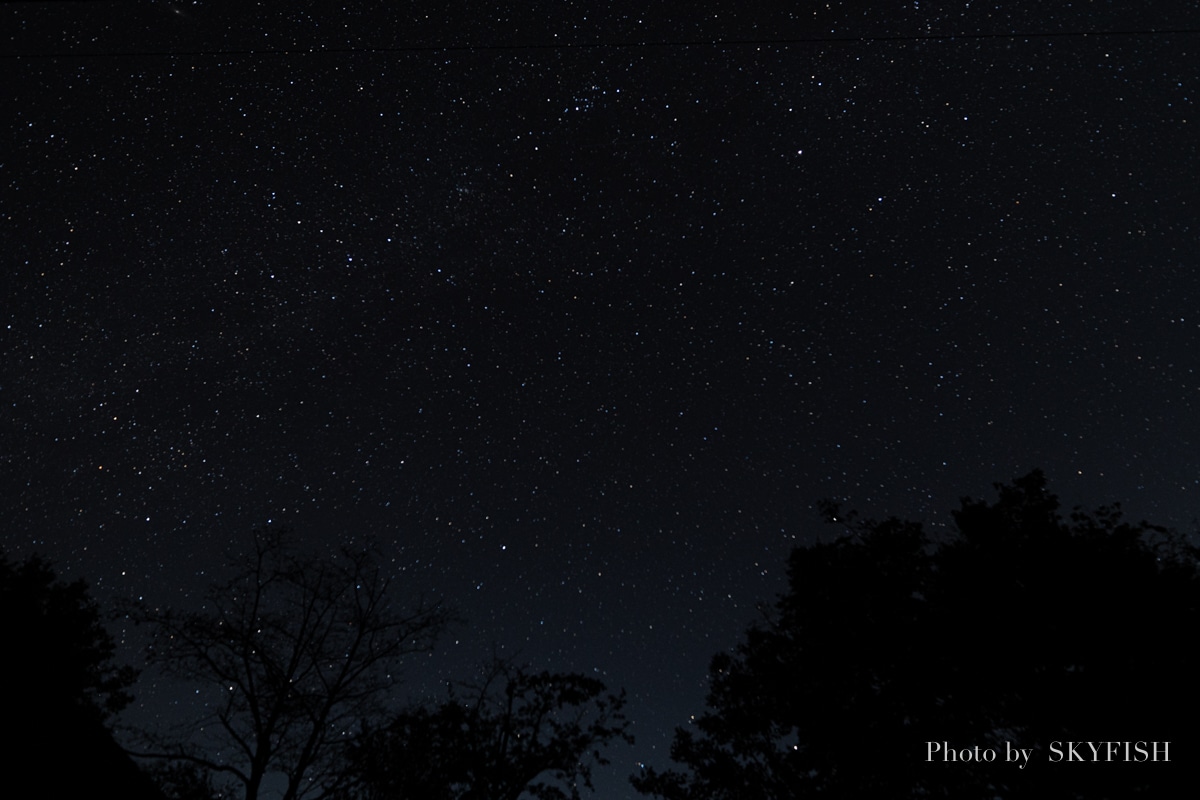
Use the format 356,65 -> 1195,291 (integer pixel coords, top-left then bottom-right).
5,3 -> 1199,796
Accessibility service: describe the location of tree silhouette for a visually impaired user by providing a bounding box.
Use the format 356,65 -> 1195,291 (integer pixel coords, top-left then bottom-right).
631,470 -> 1200,799
342,657 -> 633,800
3,552 -> 136,721
143,761 -> 233,800
1,551 -> 162,797
129,528 -> 453,800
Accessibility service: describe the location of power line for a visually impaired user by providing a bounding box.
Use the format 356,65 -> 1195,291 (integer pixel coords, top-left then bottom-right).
7,26 -> 1200,61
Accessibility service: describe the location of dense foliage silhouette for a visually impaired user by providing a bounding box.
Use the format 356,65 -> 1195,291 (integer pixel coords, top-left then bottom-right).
1,551 -> 163,797
340,657 -> 633,800
631,471 -> 1200,799
3,552 -> 135,720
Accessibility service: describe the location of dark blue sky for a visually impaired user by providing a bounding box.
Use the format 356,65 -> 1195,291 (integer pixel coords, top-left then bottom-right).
5,2 -> 1199,797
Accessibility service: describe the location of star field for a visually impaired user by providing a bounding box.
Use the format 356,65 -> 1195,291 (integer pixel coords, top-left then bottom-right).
5,3 -> 1200,797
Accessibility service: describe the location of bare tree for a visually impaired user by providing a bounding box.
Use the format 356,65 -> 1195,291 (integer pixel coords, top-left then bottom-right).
129,528 -> 453,800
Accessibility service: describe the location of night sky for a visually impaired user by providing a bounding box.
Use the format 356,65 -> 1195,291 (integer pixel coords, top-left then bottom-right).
5,2 -> 1199,797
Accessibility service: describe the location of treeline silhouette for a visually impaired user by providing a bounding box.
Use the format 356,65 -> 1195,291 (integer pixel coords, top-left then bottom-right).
1,552 -> 164,798
4,471 -> 1198,798
633,470 -> 1200,799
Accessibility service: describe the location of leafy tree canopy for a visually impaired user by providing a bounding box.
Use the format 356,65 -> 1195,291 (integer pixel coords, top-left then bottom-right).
632,470 -> 1200,799
1,551 -> 137,722
1,551 -> 162,798
343,657 -> 633,800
